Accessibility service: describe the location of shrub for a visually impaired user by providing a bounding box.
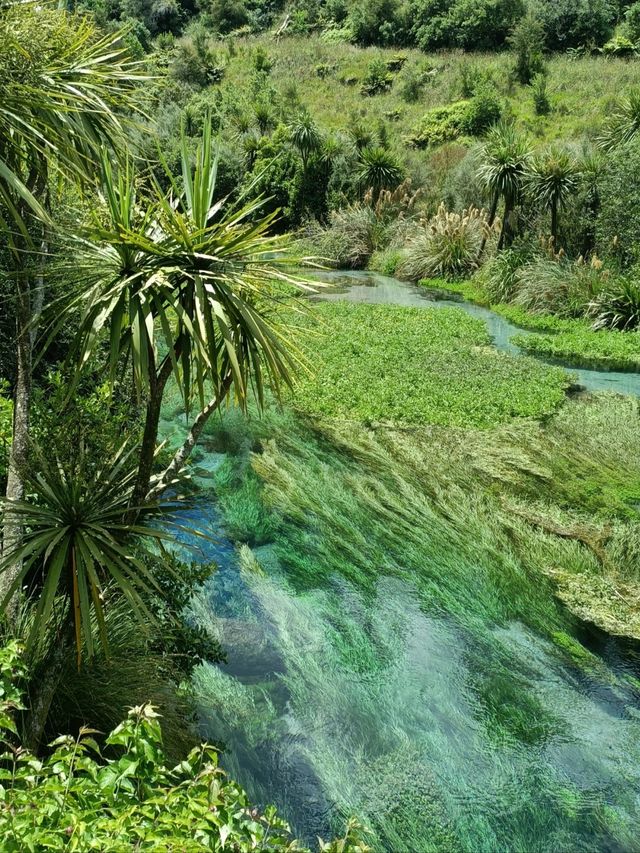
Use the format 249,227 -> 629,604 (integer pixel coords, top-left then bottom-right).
411,90 -> 501,148
512,255 -> 608,317
171,25 -> 225,87
360,57 -> 393,95
595,138 -> 640,267
411,101 -> 470,148
315,204 -> 382,268
412,0 -> 525,51
399,204 -> 491,280
477,242 -> 537,303
509,12 -> 546,85
601,36 -> 637,57
589,277 -> 640,330
529,0 -> 617,50
0,643 -> 369,852
625,1 -> 640,43
368,246 -> 405,275
459,86 -> 502,135
209,0 -> 251,33
531,73 -> 551,116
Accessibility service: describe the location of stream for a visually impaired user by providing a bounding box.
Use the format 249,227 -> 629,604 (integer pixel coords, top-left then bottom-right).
166,272 -> 640,852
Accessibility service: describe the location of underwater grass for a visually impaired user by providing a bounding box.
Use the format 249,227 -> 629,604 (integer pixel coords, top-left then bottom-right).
288,301 -> 568,427
188,394 -> 640,853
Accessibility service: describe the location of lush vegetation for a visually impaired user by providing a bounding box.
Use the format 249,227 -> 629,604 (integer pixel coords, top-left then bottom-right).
290,302 -> 568,426
2,0 -> 640,849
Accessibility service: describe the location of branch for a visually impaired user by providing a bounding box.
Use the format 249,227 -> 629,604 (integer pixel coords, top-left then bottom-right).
146,375 -> 233,502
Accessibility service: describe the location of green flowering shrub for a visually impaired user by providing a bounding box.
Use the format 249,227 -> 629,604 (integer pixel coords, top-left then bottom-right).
0,643 -> 369,852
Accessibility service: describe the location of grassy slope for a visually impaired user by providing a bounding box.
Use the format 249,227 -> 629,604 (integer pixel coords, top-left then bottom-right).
217,36 -> 637,145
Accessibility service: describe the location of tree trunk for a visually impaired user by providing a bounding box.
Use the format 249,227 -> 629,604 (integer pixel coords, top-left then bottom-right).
478,190 -> 499,261
23,618 -> 74,753
550,198 -> 558,244
129,356 -> 175,516
1,268 -> 33,614
146,374 -> 233,502
1,175 -> 47,617
497,201 -> 511,251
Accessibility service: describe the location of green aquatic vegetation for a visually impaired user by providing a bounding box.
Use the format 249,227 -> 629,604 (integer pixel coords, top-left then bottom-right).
512,328 -> 640,370
213,459 -> 276,545
419,278 -> 640,370
289,302 -> 568,428
490,304 -> 589,333
551,631 -> 605,670
187,398 -> 640,852
418,277 -> 490,304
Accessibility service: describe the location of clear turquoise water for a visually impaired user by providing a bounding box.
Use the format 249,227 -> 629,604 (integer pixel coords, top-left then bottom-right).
164,275 -> 640,852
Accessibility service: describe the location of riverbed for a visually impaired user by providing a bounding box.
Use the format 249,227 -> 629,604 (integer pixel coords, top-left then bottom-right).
166,273 -> 640,852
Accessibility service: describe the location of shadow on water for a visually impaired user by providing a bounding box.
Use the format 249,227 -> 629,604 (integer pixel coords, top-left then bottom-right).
164,273 -> 640,852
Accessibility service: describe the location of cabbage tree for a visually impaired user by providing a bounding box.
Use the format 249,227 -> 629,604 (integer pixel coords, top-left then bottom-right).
0,4 -> 142,610
51,121 -> 309,510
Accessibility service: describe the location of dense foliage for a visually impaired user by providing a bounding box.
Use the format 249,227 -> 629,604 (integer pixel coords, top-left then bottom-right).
0,642 -> 368,852
290,301 -> 568,426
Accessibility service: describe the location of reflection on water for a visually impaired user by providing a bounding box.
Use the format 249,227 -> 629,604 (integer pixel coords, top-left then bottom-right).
310,270 -> 640,397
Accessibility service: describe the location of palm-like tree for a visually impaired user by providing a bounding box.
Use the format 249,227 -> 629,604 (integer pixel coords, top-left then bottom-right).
525,146 -> 580,243
0,444 -> 179,748
0,446 -> 171,666
477,122 -> 532,251
0,5 -> 142,610
49,121 -> 308,510
0,5 -> 141,232
357,146 -> 404,202
289,112 -> 322,172
598,88 -> 640,152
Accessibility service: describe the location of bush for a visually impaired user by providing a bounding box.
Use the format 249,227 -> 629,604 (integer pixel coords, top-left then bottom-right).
596,139 -> 640,267
477,242 -> 537,303
509,12 -> 546,85
411,90 -> 501,148
589,277 -> 640,330
412,0 -> 525,51
601,35 -> 637,58
531,73 -> 551,116
0,643 -> 369,852
360,57 -> 393,95
459,86 -> 502,135
624,1 -> 640,43
349,0 -> 409,46
399,204 -> 491,280
315,204 -> 382,268
512,255 -> 607,317
529,0 -> 617,50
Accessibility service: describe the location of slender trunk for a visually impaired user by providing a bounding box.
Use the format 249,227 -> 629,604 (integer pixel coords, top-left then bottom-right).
128,355 -> 174,516
23,619 -> 74,753
550,198 -> 558,245
146,374 -> 233,502
1,178 -> 47,616
497,200 -> 512,251
1,269 -> 33,615
478,190 -> 499,260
